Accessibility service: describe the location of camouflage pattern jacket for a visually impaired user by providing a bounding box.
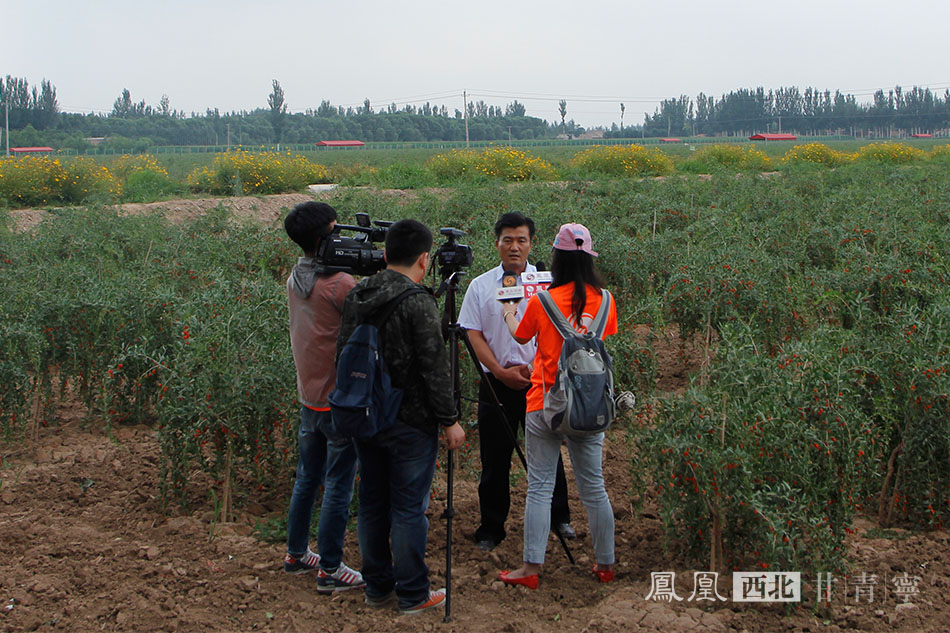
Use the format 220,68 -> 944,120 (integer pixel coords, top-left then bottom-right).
336,269 -> 456,436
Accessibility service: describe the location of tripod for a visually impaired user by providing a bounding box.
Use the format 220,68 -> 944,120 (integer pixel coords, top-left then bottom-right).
435,269 -> 462,623
435,268 -> 575,622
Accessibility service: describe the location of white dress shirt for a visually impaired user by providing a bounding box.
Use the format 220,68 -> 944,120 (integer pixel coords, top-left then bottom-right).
458,262 -> 537,372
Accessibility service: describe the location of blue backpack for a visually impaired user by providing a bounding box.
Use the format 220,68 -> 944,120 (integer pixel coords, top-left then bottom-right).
329,287 -> 425,440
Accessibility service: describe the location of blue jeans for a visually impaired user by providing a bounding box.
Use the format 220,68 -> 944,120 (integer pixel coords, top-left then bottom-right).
286,407 -> 358,571
355,422 -> 439,609
523,410 -> 614,566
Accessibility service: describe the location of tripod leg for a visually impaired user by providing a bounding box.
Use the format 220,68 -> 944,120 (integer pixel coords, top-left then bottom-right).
442,449 -> 455,622
459,329 -> 528,468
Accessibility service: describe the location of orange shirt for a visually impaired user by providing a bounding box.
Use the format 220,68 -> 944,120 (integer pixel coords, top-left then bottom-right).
515,283 -> 617,412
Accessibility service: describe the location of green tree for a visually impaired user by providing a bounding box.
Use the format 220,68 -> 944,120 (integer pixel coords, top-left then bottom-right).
2,76 -> 33,129
11,123 -> 41,147
644,95 -> 691,137
32,79 -> 58,130
505,100 -> 526,117
558,99 -> 567,130
267,79 -> 287,145
111,89 -> 149,118
316,100 -> 337,117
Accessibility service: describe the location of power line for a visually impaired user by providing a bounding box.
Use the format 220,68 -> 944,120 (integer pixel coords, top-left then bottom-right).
469,89 -> 661,104
42,81 -> 950,128
838,81 -> 950,97
333,90 -> 465,109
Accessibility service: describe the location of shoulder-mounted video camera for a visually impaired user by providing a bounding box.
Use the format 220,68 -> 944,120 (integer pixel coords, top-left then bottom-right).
315,212 -> 390,277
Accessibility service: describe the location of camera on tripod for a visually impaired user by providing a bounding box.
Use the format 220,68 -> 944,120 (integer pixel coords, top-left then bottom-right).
315,212 -> 390,276
434,228 -> 474,277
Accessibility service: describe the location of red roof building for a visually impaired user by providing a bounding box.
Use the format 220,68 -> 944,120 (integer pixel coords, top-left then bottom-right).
910,133 -> 933,138
315,140 -> 365,147
749,133 -> 797,141
10,146 -> 54,154
660,138 -> 682,143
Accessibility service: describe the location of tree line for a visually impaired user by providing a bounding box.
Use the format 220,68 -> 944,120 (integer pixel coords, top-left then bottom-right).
1,76 -> 574,152
0,76 -> 58,133
607,85 -> 950,139
3,75 -> 948,152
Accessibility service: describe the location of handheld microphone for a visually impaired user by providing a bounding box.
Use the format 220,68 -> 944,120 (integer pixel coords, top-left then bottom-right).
518,262 -> 552,299
496,270 -> 525,303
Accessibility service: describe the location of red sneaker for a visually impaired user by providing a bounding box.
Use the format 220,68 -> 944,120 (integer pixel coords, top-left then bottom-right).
592,565 -> 614,583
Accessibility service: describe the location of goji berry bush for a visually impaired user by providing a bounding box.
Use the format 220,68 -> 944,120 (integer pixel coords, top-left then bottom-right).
625,164 -> 949,575
0,207 -> 300,508
1,162 -> 947,578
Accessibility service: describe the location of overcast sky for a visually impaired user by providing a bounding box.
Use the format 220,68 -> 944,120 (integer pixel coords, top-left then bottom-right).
7,0 -> 949,128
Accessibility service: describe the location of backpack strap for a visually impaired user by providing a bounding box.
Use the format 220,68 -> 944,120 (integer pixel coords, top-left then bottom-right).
537,290 -> 578,340
588,289 -> 612,338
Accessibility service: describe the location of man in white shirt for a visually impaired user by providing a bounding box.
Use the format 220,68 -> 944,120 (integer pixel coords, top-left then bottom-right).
458,212 -> 574,552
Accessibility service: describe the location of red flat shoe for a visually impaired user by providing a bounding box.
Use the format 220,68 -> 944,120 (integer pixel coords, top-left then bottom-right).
592,565 -> 614,583
498,570 -> 539,590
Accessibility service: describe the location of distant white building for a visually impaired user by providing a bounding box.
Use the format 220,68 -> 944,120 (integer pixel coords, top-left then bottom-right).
577,129 -> 605,140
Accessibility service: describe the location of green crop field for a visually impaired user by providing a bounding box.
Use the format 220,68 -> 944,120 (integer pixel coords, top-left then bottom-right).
1,151 -> 948,579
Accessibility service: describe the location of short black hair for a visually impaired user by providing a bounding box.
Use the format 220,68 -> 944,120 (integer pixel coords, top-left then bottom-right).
494,212 -> 535,239
385,219 -> 432,267
284,201 -> 337,254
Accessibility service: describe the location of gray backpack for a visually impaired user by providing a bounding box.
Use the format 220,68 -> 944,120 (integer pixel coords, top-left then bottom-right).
537,289 -> 615,435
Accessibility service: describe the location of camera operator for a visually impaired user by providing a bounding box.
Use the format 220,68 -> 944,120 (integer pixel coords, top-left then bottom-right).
282,202 -> 365,593
337,219 -> 465,615
458,212 -> 574,552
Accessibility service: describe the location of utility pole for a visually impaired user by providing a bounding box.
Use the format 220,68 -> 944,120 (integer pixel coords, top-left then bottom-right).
4,100 -> 9,157
226,123 -> 231,151
507,126 -> 512,142
463,90 -> 470,148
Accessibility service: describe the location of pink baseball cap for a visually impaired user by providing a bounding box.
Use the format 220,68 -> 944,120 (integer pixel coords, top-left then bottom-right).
552,223 -> 598,257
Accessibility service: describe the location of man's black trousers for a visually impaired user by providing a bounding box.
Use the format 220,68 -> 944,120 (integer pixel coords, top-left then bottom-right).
475,372 -> 571,545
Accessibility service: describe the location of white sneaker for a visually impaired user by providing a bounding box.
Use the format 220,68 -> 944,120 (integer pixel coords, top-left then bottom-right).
316,563 -> 366,594
283,549 -> 320,574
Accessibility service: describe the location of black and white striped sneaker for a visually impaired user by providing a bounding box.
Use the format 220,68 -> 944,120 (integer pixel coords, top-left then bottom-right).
316,563 -> 366,594
283,549 -> 320,574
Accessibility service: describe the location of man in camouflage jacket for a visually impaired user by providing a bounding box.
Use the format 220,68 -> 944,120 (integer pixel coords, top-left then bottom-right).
336,219 -> 464,614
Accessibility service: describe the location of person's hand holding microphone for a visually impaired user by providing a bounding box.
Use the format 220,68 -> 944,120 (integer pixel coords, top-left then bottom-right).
496,270 -> 532,389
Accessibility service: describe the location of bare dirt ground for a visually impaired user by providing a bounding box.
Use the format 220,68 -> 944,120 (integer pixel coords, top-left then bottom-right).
6,189 -> 446,233
2,194 -> 948,632
7,194 -> 316,232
